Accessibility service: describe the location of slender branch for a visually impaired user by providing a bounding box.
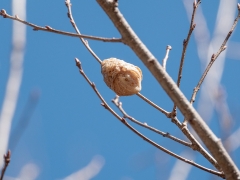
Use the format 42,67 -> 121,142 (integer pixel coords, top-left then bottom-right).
97,1 -> 240,178
180,125 -> 222,171
0,150 -> 11,180
172,0 -> 201,116
0,9 -> 122,43
65,1 -> 102,64
112,95 -> 191,148
136,93 -> 171,117
75,58 -> 224,178
138,91 -> 221,171
162,45 -> 172,70
188,7 -> 240,107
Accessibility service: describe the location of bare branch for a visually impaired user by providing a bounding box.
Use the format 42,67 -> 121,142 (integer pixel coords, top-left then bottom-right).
65,1 -> 102,64
0,150 -> 11,180
182,5 -> 240,127
137,91 -> 221,171
162,45 -> 172,70
180,125 -> 221,171
172,0 -> 201,116
75,58 -> 224,178
136,93 -> 171,117
188,7 -> 240,107
96,0 -> 240,178
112,95 -> 191,148
0,9 -> 122,43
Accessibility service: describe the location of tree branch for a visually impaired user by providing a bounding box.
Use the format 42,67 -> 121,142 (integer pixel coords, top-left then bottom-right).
137,93 -> 220,171
136,92 -> 171,117
96,0 -> 240,179
112,95 -> 191,148
188,7 -> 240,107
0,9 -> 122,43
65,1 -> 103,64
172,0 -> 201,116
75,58 -> 224,178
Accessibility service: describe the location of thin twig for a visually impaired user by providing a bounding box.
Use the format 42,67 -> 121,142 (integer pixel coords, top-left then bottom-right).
183,6 -> 240,125
137,90 -> 220,170
137,91 -> 220,170
136,93 -> 183,128
112,95 -> 191,147
0,9 -> 122,43
136,93 -> 171,117
75,58 -> 224,178
162,45 -> 172,70
180,125 -> 222,171
0,150 -> 11,180
172,0 -> 201,116
65,1 -> 102,64
189,7 -> 240,106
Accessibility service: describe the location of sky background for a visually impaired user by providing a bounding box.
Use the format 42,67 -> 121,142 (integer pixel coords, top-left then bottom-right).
0,0 -> 240,180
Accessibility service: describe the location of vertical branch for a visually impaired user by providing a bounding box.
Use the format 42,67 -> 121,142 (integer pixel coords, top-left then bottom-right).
172,0 -> 201,116
0,0 -> 26,168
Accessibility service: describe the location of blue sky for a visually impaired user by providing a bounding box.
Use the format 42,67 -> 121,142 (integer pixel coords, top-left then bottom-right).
0,0 -> 240,180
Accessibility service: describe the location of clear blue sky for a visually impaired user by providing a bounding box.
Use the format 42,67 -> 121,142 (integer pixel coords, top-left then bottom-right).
0,0 -> 240,180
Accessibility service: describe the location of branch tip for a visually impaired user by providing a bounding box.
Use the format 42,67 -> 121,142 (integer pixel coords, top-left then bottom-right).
166,45 -> 172,50
0,9 -> 7,17
4,150 -> 11,164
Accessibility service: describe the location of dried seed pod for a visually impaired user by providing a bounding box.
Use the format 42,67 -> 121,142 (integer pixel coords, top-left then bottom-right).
101,58 -> 142,96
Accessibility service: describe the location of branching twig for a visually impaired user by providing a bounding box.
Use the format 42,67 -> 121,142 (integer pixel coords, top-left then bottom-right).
0,9 -> 122,43
112,95 -> 191,147
162,45 -> 172,70
0,150 -> 11,180
183,5 -> 240,125
65,0 -> 102,64
137,93 -> 221,171
188,7 -> 240,106
172,0 -> 201,116
75,58 -> 224,178
180,125 -> 222,171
